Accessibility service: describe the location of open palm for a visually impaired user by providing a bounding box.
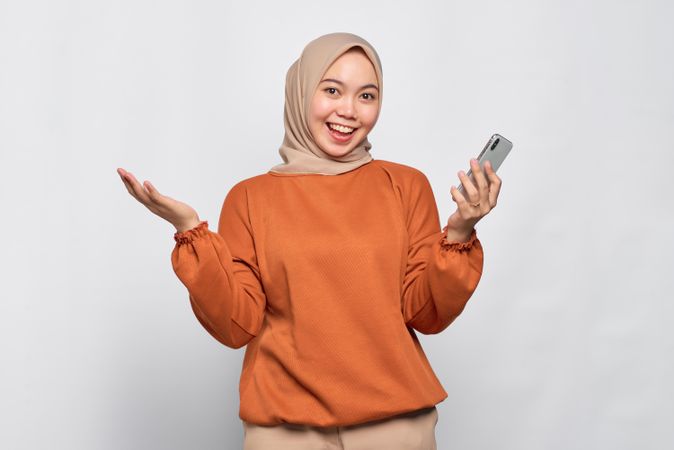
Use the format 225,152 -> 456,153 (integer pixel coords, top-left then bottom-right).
117,168 -> 201,233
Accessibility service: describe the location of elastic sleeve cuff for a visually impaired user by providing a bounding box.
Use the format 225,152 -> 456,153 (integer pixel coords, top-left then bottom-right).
439,227 -> 478,252
174,220 -> 209,245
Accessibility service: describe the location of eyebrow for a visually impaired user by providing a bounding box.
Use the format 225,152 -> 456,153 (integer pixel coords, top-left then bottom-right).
320,78 -> 379,91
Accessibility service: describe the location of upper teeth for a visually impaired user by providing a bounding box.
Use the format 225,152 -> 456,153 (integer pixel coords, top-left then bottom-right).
329,123 -> 354,133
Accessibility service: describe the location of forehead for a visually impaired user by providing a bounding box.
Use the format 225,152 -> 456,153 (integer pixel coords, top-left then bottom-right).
323,49 -> 378,82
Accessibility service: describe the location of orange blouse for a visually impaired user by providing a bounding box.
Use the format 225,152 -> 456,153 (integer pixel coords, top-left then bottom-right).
171,159 -> 484,427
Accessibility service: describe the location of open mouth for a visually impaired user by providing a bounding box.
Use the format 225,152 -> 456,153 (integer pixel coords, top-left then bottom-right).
325,122 -> 358,141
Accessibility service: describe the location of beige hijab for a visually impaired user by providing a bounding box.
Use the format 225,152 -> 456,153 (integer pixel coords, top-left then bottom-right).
269,32 -> 383,175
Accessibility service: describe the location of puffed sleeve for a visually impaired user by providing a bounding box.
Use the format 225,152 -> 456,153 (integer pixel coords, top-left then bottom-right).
171,182 -> 267,349
400,170 -> 484,334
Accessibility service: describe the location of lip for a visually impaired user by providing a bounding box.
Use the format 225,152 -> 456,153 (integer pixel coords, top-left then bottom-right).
325,122 -> 357,143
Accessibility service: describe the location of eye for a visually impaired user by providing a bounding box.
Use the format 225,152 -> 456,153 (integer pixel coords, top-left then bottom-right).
325,87 -> 338,95
361,93 -> 376,100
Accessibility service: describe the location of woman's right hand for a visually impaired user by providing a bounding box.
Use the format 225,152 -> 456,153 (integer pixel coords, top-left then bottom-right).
117,168 -> 202,232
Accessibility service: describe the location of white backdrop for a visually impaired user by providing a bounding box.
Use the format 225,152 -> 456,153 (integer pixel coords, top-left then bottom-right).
1,0 -> 672,449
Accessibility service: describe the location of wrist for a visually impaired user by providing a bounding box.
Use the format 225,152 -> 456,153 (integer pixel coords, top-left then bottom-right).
443,225 -> 474,243
174,217 -> 202,233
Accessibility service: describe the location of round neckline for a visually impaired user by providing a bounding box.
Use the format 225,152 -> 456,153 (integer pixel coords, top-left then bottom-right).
266,159 -> 378,177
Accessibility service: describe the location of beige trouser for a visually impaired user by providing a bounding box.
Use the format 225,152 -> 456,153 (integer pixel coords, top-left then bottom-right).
242,406 -> 438,450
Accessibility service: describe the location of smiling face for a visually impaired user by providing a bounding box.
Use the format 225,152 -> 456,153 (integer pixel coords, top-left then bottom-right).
308,47 -> 380,158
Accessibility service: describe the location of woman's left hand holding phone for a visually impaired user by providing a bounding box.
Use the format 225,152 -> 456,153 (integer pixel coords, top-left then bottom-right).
117,168 -> 202,233
445,159 -> 502,242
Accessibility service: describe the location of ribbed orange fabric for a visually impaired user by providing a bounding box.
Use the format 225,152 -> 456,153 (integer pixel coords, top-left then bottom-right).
171,159 -> 484,427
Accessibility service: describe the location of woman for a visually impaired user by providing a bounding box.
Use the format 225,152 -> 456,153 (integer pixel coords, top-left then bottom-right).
118,32 -> 501,450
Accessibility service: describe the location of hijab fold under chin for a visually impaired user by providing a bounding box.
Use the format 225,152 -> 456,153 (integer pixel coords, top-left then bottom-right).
269,32 -> 383,175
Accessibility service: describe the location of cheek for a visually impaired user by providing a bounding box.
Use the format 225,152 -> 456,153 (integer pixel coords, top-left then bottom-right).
359,105 -> 380,130
309,97 -> 333,122
308,102 -> 328,137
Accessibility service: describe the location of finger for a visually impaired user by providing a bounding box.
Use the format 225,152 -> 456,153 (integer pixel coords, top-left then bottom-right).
451,185 -> 481,221
457,170 -> 479,202
450,185 -> 467,204
124,171 -> 153,205
484,160 -> 501,187
118,170 -> 139,199
470,159 -> 491,209
143,180 -> 163,204
482,161 -> 501,207
483,161 -> 497,182
470,159 -> 489,197
144,181 -> 176,212
488,173 -> 502,208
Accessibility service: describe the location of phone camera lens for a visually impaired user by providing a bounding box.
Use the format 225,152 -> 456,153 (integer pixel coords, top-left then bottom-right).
490,138 -> 500,150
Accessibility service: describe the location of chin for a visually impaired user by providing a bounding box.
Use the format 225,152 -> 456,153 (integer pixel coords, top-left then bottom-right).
322,144 -> 357,159
319,134 -> 366,159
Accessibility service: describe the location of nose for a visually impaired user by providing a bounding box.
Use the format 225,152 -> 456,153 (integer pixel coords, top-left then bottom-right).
336,97 -> 356,119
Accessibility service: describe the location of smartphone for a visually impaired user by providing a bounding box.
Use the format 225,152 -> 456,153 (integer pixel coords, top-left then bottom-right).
457,133 -> 513,194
